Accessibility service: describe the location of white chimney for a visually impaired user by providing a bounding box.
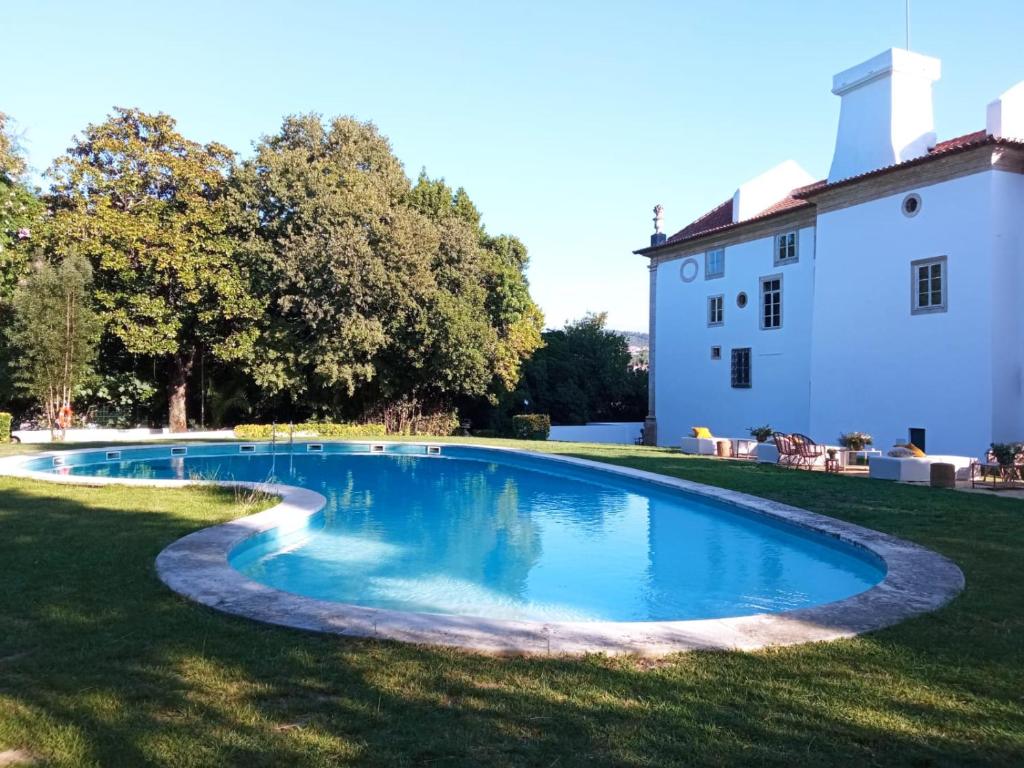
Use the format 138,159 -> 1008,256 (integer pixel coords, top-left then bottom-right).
987,81 -> 1024,140
828,49 -> 941,183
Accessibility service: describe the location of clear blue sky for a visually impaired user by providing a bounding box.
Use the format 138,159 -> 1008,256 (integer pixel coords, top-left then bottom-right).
5,1 -> 1022,331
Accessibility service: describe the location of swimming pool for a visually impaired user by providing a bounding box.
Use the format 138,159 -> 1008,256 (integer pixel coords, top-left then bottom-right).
10,442 -> 963,654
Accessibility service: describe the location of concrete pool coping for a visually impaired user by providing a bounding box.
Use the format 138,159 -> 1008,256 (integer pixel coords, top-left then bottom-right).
0,441 -> 965,656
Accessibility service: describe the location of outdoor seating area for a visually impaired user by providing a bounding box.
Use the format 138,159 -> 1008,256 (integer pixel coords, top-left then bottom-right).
679,426 -> 994,488
681,428 -> 852,471
970,446 -> 1024,490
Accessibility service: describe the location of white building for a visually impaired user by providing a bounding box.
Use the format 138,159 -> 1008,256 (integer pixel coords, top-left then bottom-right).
637,49 -> 1024,456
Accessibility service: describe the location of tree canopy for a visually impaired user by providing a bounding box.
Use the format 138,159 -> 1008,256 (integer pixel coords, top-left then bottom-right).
46,108 -> 263,431
0,112 -> 43,405
7,254 -> 101,438
232,114 -> 542,421
517,313 -> 646,425
0,107 -> 549,434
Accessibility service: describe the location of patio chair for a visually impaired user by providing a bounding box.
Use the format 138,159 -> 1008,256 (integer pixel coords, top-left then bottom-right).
792,433 -> 825,469
772,432 -> 801,467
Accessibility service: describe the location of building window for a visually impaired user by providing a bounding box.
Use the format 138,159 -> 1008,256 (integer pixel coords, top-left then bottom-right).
711,345 -> 721,360
679,258 -> 699,282
774,230 -> 798,265
902,193 -> 922,217
705,248 -> 725,279
760,275 -> 782,329
911,256 -> 947,314
736,291 -> 747,308
731,348 -> 751,388
707,295 -> 724,326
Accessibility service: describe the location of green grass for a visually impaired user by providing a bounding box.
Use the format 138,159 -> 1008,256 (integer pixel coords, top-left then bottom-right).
0,439 -> 1022,766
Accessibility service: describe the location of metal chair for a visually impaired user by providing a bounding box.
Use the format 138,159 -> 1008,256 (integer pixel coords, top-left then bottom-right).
792,433 -> 825,469
772,432 -> 801,467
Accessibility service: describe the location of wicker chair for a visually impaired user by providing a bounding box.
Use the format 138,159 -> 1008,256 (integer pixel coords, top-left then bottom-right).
772,432 -> 801,467
792,433 -> 825,469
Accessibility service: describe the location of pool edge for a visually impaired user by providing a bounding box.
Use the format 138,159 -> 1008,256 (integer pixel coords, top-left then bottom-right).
0,442 -> 965,657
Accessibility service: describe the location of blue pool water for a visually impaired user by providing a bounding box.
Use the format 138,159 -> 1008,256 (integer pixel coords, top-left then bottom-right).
43,444 -> 885,622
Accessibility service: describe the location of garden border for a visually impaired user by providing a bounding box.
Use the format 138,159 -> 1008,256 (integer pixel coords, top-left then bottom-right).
0,441 -> 965,656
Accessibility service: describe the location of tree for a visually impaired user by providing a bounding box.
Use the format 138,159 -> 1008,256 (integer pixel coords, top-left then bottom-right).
7,255 -> 101,439
0,112 -> 43,407
518,313 -> 647,425
231,115 -> 542,421
46,108 -> 263,431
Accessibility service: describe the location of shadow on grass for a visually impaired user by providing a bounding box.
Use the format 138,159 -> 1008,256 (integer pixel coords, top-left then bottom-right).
0,470 -> 1022,766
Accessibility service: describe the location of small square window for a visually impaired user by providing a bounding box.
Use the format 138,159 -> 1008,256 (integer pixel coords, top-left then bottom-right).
774,230 -> 798,265
711,345 -> 721,360
705,248 -> 725,279
731,348 -> 751,388
911,256 -> 947,314
707,295 -> 724,326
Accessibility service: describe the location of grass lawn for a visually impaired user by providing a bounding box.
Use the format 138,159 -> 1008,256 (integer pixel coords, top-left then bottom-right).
0,438 -> 1022,766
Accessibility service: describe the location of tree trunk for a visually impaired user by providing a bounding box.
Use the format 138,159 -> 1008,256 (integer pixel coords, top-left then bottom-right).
168,351 -> 195,433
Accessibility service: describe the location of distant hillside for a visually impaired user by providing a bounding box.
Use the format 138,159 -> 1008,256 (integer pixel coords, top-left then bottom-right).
613,330 -> 649,349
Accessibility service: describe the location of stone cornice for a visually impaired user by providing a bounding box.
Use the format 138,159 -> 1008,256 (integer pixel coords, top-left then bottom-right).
643,208 -> 816,267
637,142 -> 1024,265
806,145 -> 1023,215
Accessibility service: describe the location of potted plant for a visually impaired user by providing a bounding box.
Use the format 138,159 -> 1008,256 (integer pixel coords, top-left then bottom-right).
748,425 -> 773,443
838,431 -> 873,452
839,431 -> 873,465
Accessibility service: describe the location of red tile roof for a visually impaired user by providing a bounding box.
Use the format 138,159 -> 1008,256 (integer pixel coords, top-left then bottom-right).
640,130 -> 1023,255
662,179 -> 825,248
665,198 -> 733,243
793,129 -> 1007,196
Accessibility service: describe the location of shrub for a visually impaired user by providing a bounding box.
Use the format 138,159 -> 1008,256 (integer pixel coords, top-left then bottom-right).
0,412 -> 11,443
400,411 -> 460,437
989,442 -> 1023,467
512,414 -> 551,441
233,422 -> 387,440
308,422 -> 388,438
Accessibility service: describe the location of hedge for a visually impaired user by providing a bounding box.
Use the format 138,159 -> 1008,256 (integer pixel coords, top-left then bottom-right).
233,422 -> 388,440
0,412 -> 11,443
511,414 -> 551,441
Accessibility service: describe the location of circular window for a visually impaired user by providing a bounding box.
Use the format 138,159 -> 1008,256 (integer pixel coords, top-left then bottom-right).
679,258 -> 698,283
736,291 -> 748,308
902,193 -> 922,217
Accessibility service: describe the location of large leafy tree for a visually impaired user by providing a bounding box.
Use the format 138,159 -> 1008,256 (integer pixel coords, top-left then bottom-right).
232,115 -> 542,420
518,313 -> 647,425
47,108 -> 262,431
0,112 -> 43,407
406,173 -> 543,399
7,254 -> 102,439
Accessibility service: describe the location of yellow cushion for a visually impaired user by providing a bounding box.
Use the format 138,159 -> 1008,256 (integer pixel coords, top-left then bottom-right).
905,442 -> 926,457
692,427 -> 713,439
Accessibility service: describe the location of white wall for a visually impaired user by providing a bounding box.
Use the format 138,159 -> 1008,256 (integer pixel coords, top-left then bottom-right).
548,422 -> 643,445
990,169 -> 1024,442
809,171 -> 1000,456
653,226 -> 816,446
